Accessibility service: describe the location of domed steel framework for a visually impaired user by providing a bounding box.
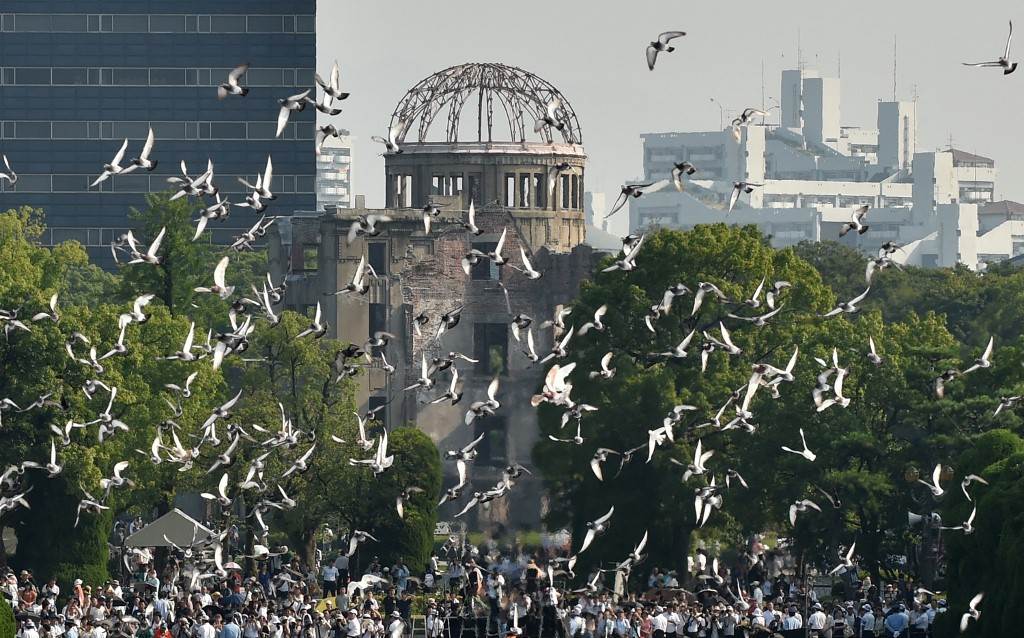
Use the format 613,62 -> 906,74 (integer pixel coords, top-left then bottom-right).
389,62 -> 583,146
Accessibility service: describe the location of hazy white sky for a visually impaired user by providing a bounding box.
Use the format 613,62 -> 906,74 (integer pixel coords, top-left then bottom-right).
319,0 -> 1021,235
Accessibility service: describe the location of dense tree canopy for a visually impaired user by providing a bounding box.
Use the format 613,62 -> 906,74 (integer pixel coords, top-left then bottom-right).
0,202 -> 442,580
536,226 -> 1023,593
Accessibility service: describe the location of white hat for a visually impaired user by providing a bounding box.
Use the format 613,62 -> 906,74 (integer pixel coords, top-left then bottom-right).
74,579 -> 83,586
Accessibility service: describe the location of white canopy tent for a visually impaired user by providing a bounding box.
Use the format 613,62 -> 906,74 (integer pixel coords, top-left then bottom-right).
124,508 -> 212,548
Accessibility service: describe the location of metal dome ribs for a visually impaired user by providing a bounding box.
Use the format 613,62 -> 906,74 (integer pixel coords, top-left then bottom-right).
389,62 -> 582,146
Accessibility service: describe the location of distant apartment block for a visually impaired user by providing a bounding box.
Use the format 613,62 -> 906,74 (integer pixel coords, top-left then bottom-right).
630,67 -> 1017,270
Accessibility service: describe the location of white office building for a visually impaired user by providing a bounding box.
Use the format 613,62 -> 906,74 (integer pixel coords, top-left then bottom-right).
315,132 -> 353,211
630,68 -> 1018,270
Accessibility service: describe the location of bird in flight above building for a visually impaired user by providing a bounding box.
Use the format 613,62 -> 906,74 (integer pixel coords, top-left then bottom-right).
646,31 -> 686,70
728,181 -> 762,212
839,205 -> 870,236
372,120 -> 409,155
315,60 -> 351,100
0,155 -> 17,186
276,89 -> 311,137
217,63 -> 250,99
605,182 -> 655,219
963,21 -> 1017,74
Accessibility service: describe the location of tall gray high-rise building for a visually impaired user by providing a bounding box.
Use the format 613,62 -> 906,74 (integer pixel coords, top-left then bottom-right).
0,0 -> 316,265
315,132 -> 352,211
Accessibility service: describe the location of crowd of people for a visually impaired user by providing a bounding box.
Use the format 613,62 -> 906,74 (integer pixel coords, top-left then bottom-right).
3,540 -> 950,638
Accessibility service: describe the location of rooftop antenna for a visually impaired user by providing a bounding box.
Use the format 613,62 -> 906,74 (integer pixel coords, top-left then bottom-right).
797,29 -> 803,72
760,59 -> 766,114
892,35 -> 898,101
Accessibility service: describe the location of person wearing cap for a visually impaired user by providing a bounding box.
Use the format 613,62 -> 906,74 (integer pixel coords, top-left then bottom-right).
191,613 -> 215,638
749,582 -> 763,607
343,611 -> 360,638
568,606 -> 586,638
64,617 -> 82,638
858,604 -> 876,638
882,603 -> 908,638
780,606 -> 802,632
19,619 -> 41,638
425,603 -> 444,638
385,611 -> 403,638
90,618 -> 108,638
650,607 -> 667,638
806,603 -> 827,637
909,601 -> 930,638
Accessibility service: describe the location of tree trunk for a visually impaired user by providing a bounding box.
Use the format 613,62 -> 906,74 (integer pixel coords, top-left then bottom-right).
291,527 -> 318,572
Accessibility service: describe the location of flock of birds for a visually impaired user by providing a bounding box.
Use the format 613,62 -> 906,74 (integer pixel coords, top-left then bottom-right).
0,20 -> 1019,631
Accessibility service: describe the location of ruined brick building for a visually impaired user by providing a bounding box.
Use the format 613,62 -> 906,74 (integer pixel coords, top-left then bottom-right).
268,63 -> 615,529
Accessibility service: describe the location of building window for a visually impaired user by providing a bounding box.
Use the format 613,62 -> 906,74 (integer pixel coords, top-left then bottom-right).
392,174 -> 412,208
470,242 -> 499,281
468,174 -> 482,206
367,395 -> 388,424
367,242 -> 387,275
150,15 -> 186,32
474,417 -> 508,467
519,174 -> 531,208
561,175 -> 571,209
505,174 -> 515,208
301,244 -> 319,272
369,303 -> 386,337
16,68 -> 51,85
473,323 -> 508,375
534,173 -> 547,209
452,175 -> 464,196
571,175 -> 580,209
431,175 -> 443,197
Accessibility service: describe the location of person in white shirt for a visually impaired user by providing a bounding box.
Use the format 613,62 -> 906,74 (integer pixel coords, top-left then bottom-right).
780,607 -> 802,631
750,606 -> 766,630
651,608 -> 668,638
425,605 -> 444,638
192,617 -> 215,638
751,583 -> 763,606
761,603 -> 777,631
859,605 -> 876,638
664,606 -> 679,638
567,607 -> 585,638
19,619 -> 41,638
386,612 -> 404,638
334,555 -> 350,585
719,607 -> 738,638
683,609 -> 705,637
910,602 -> 930,637
344,612 -> 361,638
807,603 -> 827,637
323,565 -> 340,597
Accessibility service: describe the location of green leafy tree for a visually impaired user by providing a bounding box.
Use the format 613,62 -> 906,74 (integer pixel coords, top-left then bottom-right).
941,430 -> 1024,638
224,313 -> 443,569
0,207 -> 218,578
0,595 -> 15,638
534,225 -> 837,575
117,193 -> 267,326
535,225 -> 1004,587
